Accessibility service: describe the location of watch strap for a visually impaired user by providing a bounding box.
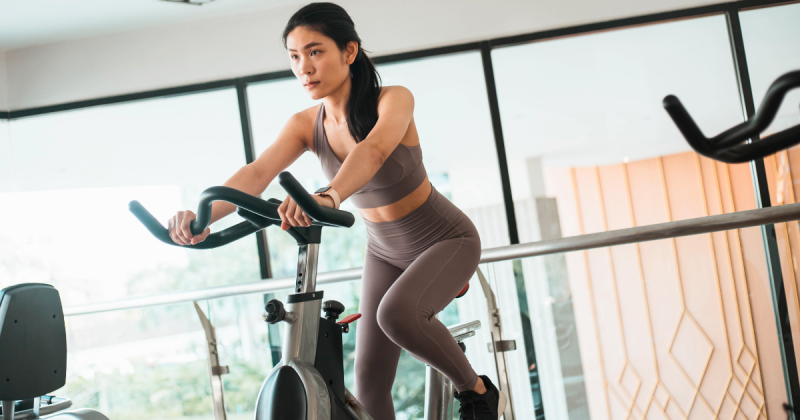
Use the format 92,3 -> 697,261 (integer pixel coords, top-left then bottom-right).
315,186 -> 341,210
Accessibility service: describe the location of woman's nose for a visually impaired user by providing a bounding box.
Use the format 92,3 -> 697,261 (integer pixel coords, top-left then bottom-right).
298,58 -> 313,75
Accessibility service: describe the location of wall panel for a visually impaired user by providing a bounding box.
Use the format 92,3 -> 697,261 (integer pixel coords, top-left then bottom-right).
544,151 -> 784,419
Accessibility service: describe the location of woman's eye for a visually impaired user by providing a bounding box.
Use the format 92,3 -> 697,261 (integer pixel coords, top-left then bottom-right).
311,50 -> 319,56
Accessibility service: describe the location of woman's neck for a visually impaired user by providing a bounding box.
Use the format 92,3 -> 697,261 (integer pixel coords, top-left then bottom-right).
323,77 -> 351,125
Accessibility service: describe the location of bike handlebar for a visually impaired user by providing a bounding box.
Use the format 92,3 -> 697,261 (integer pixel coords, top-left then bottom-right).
130,172 -> 355,249
663,69 -> 800,163
278,172 -> 355,228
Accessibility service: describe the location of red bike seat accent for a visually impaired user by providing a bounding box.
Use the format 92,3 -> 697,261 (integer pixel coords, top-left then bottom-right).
456,283 -> 469,298
338,313 -> 362,325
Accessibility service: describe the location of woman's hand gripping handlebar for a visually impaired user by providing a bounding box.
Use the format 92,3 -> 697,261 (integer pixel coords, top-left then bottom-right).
277,171 -> 354,230
129,172 -> 354,249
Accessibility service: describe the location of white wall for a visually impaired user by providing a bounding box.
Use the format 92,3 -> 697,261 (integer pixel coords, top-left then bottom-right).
0,50 -> 8,110
5,0 -> 721,110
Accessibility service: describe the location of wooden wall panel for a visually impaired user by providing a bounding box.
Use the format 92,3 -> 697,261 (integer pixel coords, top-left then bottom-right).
663,154 -> 730,415
545,166 -> 611,420
599,164 -> 659,413
539,151 -> 786,420
576,167 -> 631,416
628,158 -> 690,416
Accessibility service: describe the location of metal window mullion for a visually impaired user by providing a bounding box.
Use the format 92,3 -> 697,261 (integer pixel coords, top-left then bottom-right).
480,40 -> 547,420
726,9 -> 800,410
236,81 -> 272,281
480,41 -> 519,245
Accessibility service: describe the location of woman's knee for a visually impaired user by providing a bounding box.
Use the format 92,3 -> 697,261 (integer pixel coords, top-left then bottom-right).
376,296 -> 420,340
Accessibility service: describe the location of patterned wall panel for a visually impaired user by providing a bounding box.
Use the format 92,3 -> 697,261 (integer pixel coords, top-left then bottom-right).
544,151 -> 786,420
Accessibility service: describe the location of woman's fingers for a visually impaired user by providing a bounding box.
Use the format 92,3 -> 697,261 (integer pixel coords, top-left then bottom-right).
298,206 -> 312,227
168,212 -> 189,245
180,210 -> 197,242
168,216 -> 180,244
286,200 -> 301,227
192,227 -> 211,245
278,195 -> 313,229
167,210 -> 210,245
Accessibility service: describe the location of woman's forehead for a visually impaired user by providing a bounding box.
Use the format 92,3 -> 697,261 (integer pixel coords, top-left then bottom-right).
286,27 -> 332,49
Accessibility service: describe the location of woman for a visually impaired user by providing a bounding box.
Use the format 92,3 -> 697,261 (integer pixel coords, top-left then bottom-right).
167,3 -> 506,420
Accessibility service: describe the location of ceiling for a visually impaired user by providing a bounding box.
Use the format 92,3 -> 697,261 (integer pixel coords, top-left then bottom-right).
0,0 -> 308,50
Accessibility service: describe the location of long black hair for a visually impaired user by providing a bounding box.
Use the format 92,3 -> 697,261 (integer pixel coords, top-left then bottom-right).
283,2 -> 382,143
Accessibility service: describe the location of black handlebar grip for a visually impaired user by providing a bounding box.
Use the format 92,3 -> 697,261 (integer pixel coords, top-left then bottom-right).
129,200 -> 266,249
278,172 -> 355,228
129,200 -> 174,244
190,186 -> 283,235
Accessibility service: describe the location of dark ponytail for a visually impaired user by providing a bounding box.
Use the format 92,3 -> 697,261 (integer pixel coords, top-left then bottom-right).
283,3 -> 382,143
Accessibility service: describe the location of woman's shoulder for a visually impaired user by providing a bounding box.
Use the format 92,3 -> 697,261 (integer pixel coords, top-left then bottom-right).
379,85 -> 413,101
378,86 -> 415,114
280,104 -> 321,151
286,104 -> 323,131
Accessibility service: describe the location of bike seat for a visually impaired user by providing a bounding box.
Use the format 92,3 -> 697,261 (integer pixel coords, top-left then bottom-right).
456,283 -> 469,299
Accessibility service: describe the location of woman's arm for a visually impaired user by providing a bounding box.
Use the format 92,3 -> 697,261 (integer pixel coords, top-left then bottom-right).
328,86 -> 415,201
169,110 -> 311,246
208,111 -> 311,224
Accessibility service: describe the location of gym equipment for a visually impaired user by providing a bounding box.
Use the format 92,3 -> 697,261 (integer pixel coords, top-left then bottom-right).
0,283 -> 110,420
131,171 -> 517,420
663,69 -> 800,163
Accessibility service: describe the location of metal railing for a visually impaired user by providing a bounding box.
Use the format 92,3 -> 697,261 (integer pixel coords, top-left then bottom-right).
64,201 -> 800,316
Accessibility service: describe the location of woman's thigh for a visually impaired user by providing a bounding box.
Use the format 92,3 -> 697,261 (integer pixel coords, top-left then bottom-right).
354,252 -> 404,389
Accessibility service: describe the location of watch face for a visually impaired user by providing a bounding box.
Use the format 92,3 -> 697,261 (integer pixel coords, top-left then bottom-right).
315,186 -> 332,194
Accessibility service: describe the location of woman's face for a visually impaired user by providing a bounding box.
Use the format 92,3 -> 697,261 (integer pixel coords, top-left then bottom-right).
287,26 -> 357,101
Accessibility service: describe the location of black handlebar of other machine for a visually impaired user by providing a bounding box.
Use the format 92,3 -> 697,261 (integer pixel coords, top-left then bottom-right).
663,69 -> 800,163
129,171 -> 355,249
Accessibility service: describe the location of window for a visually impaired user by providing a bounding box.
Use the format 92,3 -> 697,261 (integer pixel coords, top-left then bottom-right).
740,1 -> 800,386
0,89 -> 260,303
0,119 -> 12,192
741,3 -> 800,137
62,305 -> 217,420
490,15 -> 786,419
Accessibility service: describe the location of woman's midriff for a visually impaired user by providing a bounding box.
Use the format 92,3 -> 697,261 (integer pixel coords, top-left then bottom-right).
357,176 -> 432,223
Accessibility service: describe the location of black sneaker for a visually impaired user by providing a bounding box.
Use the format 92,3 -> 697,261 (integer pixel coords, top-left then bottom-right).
454,375 -> 507,420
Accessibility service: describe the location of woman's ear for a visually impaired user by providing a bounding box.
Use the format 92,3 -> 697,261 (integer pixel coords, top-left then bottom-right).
345,41 -> 358,65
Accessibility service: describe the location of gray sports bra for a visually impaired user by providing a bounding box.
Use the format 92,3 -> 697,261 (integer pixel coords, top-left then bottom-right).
312,103 -> 427,209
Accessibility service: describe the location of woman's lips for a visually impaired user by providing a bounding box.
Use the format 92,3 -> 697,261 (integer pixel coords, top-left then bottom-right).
305,81 -> 320,89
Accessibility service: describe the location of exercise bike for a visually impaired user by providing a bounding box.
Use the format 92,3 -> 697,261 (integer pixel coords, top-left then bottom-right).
0,283 -> 110,420
131,171 -> 514,420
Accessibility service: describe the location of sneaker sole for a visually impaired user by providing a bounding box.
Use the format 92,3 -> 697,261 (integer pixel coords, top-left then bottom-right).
497,390 -> 508,420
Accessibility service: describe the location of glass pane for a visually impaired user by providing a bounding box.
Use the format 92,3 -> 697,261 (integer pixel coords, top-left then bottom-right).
62,305 -> 216,420
500,223 -> 785,420
740,1 -> 800,389
377,52 -> 509,248
492,16 -> 755,418
248,79 -> 369,277
492,14 -> 744,239
502,143 -> 789,419
0,119 -> 12,192
741,3 -> 800,137
0,90 -> 260,303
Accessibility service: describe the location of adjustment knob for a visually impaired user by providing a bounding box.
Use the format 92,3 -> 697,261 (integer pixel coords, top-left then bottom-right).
322,300 -> 345,321
263,299 -> 286,324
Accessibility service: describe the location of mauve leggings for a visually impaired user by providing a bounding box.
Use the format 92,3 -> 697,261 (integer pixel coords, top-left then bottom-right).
352,186 -> 482,420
